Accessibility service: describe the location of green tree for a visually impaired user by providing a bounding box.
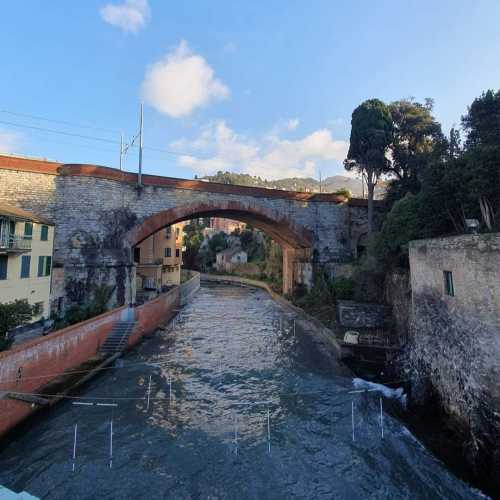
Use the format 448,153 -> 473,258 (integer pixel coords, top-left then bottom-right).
386,99 -> 445,205
183,222 -> 205,270
344,99 -> 393,233
208,232 -> 228,254
460,90 -> 500,229
0,299 -> 34,350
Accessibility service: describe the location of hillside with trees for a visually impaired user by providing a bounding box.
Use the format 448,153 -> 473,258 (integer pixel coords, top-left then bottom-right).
198,171 -> 387,198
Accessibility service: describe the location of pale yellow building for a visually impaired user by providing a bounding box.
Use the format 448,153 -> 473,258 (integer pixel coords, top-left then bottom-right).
135,223 -> 183,293
0,203 -> 54,320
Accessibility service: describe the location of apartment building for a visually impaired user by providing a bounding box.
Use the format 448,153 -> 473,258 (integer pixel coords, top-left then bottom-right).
134,223 -> 183,292
0,203 -> 54,320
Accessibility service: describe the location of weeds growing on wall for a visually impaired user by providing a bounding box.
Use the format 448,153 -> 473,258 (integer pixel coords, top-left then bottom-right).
55,284 -> 115,329
293,269 -> 355,329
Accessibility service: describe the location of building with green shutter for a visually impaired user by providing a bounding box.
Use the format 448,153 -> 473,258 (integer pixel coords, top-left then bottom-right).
0,203 -> 54,321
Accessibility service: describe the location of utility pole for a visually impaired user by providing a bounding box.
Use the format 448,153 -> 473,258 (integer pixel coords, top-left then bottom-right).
319,168 -> 322,193
138,102 -> 144,188
119,132 -> 123,171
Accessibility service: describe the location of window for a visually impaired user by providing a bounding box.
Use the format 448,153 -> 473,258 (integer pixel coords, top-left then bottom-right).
20,255 -> 31,278
133,247 -> 141,263
165,247 -> 172,258
175,227 -> 180,237
443,270 -> 454,296
24,222 -> 33,239
37,256 -> 52,277
0,255 -> 7,280
165,227 -> 172,238
175,248 -> 180,257
40,225 -> 49,241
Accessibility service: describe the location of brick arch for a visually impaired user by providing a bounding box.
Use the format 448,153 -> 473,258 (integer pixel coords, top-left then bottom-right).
125,200 -> 314,295
125,200 -> 313,250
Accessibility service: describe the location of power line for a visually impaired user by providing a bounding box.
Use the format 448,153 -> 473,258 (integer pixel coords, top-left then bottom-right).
0,119 -> 119,145
0,108 -> 122,135
0,118 -> 207,160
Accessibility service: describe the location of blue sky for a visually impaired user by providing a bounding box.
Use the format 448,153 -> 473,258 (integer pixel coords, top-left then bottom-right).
1,0 -> 500,180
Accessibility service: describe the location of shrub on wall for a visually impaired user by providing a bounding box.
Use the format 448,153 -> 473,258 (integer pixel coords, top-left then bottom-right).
56,284 -> 114,329
0,299 -> 34,351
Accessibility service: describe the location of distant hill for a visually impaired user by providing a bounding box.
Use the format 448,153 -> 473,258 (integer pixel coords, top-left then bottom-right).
199,171 -> 386,198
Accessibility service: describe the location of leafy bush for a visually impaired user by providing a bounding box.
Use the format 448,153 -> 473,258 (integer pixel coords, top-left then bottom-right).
0,299 -> 34,351
58,284 -> 114,328
331,277 -> 355,300
334,188 -> 352,198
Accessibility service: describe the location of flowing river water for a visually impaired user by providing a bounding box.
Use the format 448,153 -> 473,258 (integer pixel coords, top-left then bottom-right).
0,284 -> 485,499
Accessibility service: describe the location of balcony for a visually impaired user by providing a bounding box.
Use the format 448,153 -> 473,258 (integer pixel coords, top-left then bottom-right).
0,234 -> 32,254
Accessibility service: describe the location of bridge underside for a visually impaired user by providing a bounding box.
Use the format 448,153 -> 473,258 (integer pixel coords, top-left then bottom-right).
125,201 -> 314,296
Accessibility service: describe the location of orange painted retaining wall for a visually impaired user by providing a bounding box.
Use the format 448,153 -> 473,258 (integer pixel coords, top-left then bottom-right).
0,286 -> 183,439
128,287 -> 180,347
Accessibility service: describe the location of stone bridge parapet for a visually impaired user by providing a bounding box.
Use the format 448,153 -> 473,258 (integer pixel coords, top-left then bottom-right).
0,154 -> 379,308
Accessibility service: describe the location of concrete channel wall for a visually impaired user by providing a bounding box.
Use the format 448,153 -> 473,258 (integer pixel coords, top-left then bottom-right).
0,272 -> 200,438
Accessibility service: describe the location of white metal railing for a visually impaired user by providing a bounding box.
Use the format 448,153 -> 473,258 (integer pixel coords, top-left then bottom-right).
0,234 -> 32,252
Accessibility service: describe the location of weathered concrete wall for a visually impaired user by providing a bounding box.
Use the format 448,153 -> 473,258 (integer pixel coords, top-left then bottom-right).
0,283 -> 185,438
407,234 -> 500,486
0,305 -> 125,437
384,270 -> 411,344
337,300 -> 386,329
0,157 -> 373,307
180,271 -> 201,306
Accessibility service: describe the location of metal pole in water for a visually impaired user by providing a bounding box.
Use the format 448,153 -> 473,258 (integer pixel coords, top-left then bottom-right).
109,419 -> 113,468
72,423 -> 78,472
234,413 -> 238,456
351,401 -> 355,442
169,376 -> 172,404
267,407 -> 271,454
146,375 -> 152,412
380,397 -> 384,439
293,319 -> 296,339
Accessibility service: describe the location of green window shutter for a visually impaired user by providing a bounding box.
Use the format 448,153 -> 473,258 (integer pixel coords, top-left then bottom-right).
38,256 -> 44,277
40,225 -> 48,241
20,255 -> 31,278
24,222 -> 33,239
45,256 -> 52,276
0,255 -> 7,280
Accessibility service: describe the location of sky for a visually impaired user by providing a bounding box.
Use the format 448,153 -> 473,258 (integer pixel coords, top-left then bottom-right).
1,0 -> 500,180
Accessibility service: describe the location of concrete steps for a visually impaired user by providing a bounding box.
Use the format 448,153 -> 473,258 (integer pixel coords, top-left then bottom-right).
99,321 -> 135,355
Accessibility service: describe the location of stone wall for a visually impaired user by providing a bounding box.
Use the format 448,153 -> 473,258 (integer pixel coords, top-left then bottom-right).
0,159 -> 373,307
337,300 -> 386,329
384,270 -> 411,344
407,234 -> 500,487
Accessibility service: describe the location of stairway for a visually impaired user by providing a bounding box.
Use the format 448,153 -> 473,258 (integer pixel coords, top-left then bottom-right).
99,321 -> 136,355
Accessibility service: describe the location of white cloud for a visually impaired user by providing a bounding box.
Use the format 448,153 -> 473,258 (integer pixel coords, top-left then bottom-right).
171,120 -> 349,179
0,130 -> 20,154
141,41 -> 229,118
100,0 -> 150,33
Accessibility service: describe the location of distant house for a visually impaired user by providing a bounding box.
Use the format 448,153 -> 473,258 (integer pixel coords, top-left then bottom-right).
215,247 -> 247,273
134,222 -> 184,293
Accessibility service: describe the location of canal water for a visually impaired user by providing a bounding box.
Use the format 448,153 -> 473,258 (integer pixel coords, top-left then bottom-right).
0,284 -> 485,499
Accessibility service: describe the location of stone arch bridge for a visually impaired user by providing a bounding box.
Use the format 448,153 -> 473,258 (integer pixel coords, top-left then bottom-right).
0,155 -> 374,310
